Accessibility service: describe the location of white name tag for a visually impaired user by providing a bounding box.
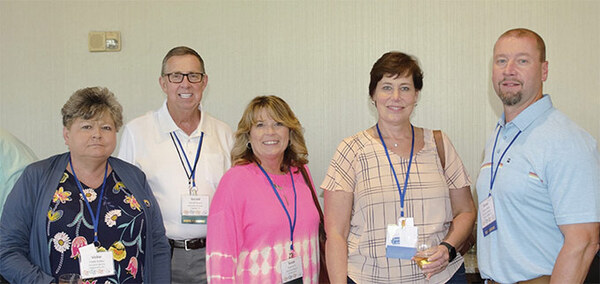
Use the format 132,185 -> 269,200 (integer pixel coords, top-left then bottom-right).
480,196 -> 498,236
181,194 -> 209,224
78,244 -> 115,279
386,217 -> 418,259
281,256 -> 303,283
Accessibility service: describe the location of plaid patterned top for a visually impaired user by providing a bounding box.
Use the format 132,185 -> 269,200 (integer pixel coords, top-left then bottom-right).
321,128 -> 471,283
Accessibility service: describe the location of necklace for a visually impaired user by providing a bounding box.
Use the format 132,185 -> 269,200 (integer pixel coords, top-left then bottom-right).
274,184 -> 289,206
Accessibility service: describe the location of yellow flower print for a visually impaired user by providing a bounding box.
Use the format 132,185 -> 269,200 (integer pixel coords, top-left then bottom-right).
113,181 -> 126,193
124,195 -> 141,211
109,241 -> 126,261
60,172 -> 69,183
47,208 -> 63,222
53,187 -> 72,204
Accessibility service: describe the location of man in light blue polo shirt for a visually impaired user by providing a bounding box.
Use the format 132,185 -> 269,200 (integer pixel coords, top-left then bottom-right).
476,28 -> 600,283
0,127 -> 37,216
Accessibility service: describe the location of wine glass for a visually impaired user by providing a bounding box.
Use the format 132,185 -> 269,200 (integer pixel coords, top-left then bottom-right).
414,235 -> 440,269
58,273 -> 82,284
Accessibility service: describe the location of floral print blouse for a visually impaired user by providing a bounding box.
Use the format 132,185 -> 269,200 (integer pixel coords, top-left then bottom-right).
47,170 -> 146,284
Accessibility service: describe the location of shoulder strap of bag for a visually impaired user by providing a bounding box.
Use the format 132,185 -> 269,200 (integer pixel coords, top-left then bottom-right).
433,130 -> 445,169
433,130 -> 477,255
298,165 -> 324,222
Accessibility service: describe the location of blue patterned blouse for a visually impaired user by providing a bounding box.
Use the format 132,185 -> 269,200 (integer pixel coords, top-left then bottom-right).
47,170 -> 146,284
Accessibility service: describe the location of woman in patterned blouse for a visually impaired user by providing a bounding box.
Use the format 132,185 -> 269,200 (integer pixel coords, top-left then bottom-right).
322,52 -> 477,284
0,87 -> 171,283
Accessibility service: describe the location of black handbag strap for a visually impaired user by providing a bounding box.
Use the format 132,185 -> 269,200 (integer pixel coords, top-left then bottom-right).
298,165 -> 324,223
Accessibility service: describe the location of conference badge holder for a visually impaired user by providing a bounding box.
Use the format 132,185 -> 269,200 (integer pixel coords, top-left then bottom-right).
386,217 -> 418,259
281,252 -> 303,283
181,193 -> 209,224
78,243 -> 115,279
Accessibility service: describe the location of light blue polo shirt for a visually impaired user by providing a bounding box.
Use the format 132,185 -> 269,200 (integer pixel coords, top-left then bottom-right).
476,95 -> 600,283
0,128 -> 37,216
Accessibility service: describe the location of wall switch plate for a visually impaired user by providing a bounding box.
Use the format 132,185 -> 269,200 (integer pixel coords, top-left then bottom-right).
88,31 -> 121,52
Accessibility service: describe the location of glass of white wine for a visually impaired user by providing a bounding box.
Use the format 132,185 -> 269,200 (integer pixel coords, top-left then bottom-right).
414,235 -> 439,269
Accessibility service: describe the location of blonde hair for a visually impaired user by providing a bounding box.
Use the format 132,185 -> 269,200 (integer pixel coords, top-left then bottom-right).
231,96 -> 308,172
498,28 -> 546,62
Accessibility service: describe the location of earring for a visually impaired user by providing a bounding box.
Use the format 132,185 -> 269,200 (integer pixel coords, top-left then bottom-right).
247,142 -> 252,149
371,100 -> 376,106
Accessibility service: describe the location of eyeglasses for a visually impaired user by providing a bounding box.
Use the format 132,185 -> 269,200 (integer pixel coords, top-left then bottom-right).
163,72 -> 205,83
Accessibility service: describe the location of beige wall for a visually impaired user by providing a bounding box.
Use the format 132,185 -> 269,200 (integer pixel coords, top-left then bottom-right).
1,1 -> 598,194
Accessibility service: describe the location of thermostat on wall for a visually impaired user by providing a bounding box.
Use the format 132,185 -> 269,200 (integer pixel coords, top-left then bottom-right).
88,31 -> 121,52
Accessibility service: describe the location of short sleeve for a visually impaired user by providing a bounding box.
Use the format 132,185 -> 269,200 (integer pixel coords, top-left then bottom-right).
440,132 -> 472,190
320,139 -> 357,193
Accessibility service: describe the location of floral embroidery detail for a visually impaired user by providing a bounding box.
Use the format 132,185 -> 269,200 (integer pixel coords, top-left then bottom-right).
109,241 -> 126,261
53,232 -> 71,253
126,257 -> 138,278
144,199 -> 151,207
124,195 -> 141,211
71,236 -> 88,259
113,181 -> 126,194
47,208 -> 63,222
60,172 -> 69,183
53,187 -> 72,204
104,209 -> 121,227
81,188 -> 97,203
82,280 -> 97,284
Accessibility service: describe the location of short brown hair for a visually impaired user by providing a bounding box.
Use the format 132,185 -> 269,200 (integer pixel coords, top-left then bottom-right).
61,87 -> 123,131
369,52 -> 424,98
498,28 -> 546,62
161,46 -> 205,75
231,96 -> 308,172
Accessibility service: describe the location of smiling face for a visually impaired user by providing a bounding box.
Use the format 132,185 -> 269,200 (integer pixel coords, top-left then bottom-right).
160,54 -> 207,114
63,112 -> 117,162
492,35 -> 548,109
373,74 -> 419,126
249,108 -> 290,167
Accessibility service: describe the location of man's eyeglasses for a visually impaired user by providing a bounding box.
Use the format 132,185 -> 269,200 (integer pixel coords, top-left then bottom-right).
163,72 -> 205,83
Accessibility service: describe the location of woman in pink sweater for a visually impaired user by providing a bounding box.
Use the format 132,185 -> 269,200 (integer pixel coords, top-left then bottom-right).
207,96 -> 321,283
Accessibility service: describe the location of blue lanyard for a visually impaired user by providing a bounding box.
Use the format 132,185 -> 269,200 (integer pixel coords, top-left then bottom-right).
170,131 -> 204,189
256,163 -> 298,254
489,125 -> 522,196
69,155 -> 109,244
376,124 -> 414,217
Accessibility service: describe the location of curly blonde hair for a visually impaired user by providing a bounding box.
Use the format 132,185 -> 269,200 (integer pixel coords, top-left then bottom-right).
231,96 -> 308,172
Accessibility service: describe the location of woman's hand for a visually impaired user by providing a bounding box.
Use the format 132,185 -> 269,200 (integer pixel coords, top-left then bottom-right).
418,244 -> 451,279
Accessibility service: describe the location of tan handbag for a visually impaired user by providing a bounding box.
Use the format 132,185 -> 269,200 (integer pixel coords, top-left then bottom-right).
433,130 -> 476,256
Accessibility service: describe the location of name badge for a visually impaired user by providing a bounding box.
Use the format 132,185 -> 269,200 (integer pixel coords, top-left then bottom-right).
78,244 -> 115,279
281,256 -> 303,283
480,196 -> 498,236
181,194 -> 209,224
386,217 -> 418,259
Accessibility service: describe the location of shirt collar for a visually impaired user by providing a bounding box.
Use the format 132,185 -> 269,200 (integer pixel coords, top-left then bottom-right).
157,99 -> 205,137
497,94 -> 554,131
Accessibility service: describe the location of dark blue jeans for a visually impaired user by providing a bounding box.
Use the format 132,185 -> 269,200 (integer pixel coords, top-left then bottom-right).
347,263 -> 467,283
446,263 -> 468,284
